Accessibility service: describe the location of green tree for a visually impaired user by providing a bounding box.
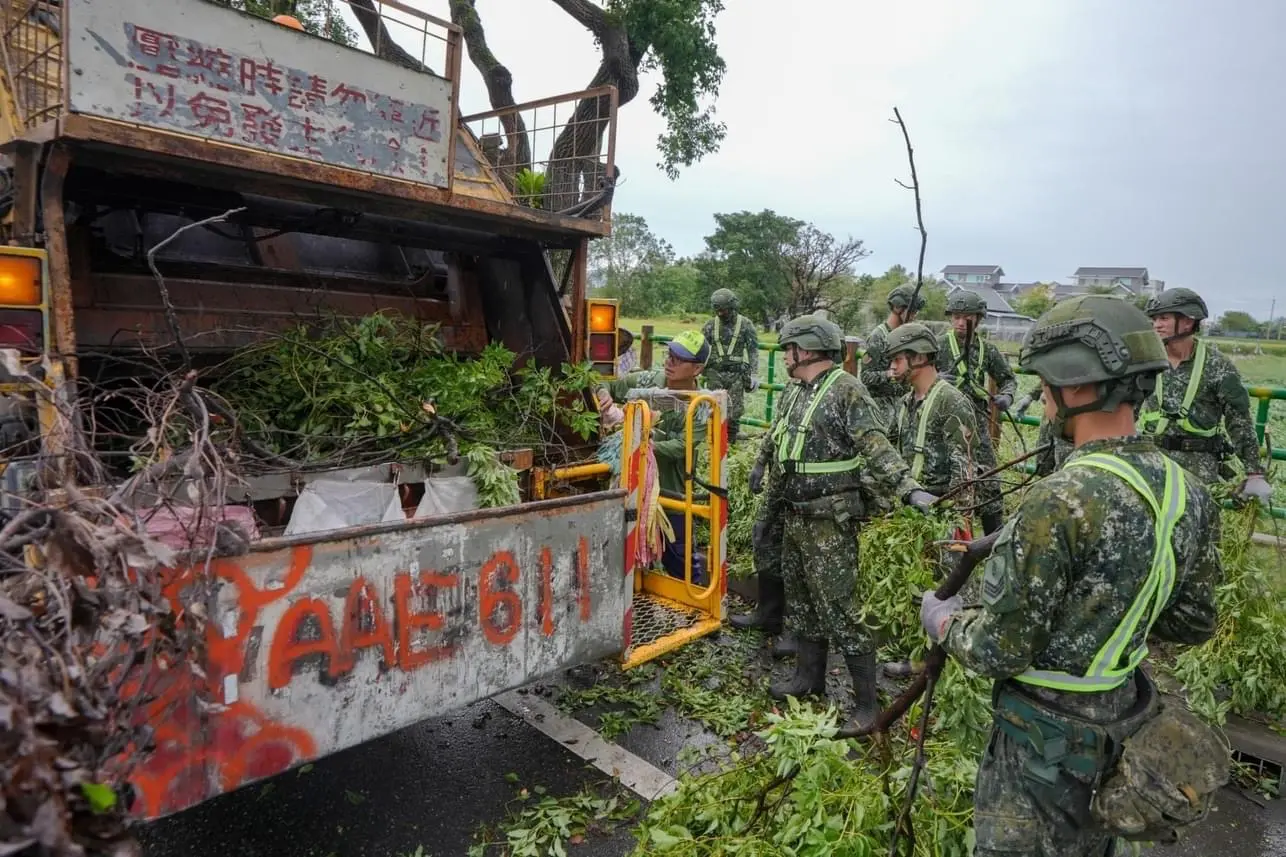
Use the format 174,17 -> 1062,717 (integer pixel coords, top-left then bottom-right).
212,0 -> 358,44
1012,284 -> 1055,319
696,210 -> 803,324
439,0 -> 727,210
589,213 -> 679,316
1219,310 -> 1261,334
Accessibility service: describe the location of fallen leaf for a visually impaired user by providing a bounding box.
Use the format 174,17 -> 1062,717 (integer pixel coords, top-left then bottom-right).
81,782 -> 117,814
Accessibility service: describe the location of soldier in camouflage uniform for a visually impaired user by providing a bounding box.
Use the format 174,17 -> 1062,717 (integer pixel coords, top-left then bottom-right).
920,295 -> 1223,857
728,379 -> 803,658
761,314 -> 935,733
885,323 -> 986,515
861,283 -> 926,430
608,330 -> 712,583
702,288 -> 760,444
1014,388 -> 1074,477
1140,288 -> 1272,501
937,290 -> 1017,534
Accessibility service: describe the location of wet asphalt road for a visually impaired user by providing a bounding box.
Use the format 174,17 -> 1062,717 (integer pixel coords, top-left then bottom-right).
138,663 -> 1286,857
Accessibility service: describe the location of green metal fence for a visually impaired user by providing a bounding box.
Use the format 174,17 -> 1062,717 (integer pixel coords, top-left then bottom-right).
640,328 -> 1286,518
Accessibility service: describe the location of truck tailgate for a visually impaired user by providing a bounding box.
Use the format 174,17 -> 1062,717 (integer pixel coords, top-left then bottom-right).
132,491 -> 628,819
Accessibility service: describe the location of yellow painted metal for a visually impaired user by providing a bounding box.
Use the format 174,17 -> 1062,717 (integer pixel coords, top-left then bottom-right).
621,612 -> 723,670
617,389 -> 728,669
551,461 -> 611,482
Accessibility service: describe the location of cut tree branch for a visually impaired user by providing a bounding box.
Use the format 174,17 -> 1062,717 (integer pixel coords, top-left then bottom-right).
449,0 -> 531,171
890,107 -> 928,304
548,0 -> 611,37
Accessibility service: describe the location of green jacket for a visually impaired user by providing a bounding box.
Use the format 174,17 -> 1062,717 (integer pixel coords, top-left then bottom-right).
608,369 -> 708,496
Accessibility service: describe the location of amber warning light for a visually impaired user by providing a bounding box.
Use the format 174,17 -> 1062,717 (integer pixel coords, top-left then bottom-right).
585,299 -> 619,378
0,250 -> 47,353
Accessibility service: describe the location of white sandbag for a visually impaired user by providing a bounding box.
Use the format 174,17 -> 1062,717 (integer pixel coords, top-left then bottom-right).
414,476 -> 479,518
284,479 -> 404,536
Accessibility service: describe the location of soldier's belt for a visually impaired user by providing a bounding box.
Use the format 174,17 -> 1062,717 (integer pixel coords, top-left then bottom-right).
994,670 -> 1158,784
1155,435 -> 1224,454
783,490 -> 865,522
708,361 -> 748,371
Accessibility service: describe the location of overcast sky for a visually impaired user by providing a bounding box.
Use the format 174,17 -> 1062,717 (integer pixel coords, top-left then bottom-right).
378,0 -> 1286,320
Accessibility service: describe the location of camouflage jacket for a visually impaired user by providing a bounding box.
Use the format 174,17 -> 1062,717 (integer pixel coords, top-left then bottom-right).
892,378 -> 980,498
755,381 -> 802,474
937,330 -> 1017,411
702,314 -> 759,374
1138,339 -> 1262,476
757,365 -> 919,508
608,369 -> 708,496
860,322 -> 909,428
943,436 -> 1221,716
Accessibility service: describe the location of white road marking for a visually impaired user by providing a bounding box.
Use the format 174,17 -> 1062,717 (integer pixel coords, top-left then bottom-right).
494,690 -> 678,801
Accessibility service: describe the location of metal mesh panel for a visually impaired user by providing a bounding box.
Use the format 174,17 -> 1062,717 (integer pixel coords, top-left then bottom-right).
625,591 -> 702,653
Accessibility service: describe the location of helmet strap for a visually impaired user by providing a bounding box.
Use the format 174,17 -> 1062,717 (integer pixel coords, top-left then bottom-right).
1160,315 -> 1198,346
785,344 -> 831,378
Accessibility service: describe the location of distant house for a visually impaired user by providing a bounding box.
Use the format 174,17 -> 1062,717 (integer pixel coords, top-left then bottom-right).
940,265 -> 1005,289
945,285 -> 1035,341
1068,267 -> 1152,297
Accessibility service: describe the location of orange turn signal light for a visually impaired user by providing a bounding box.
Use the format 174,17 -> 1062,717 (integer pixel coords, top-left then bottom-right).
0,254 -> 42,306
588,301 -> 617,333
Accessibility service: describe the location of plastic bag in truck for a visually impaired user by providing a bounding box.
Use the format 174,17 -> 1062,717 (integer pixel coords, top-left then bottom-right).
284,479 -> 405,536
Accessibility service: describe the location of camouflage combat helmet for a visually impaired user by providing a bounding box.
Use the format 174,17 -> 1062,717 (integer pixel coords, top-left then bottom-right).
946,290 -> 988,316
779,314 -> 844,354
710,288 -> 739,311
887,284 -> 926,312
1020,295 -> 1167,410
885,322 -> 939,357
1144,288 -> 1208,322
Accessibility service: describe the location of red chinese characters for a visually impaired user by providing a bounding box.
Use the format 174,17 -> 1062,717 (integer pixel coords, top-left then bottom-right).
239,58 -> 284,97
131,76 -> 176,118
241,104 -> 284,147
188,92 -> 233,136
411,108 -> 442,142
287,74 -> 328,112
132,25 -> 180,62
185,43 -> 234,85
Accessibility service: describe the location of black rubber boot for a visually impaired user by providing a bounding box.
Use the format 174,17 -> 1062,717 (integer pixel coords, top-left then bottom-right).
835,652 -> 879,737
729,573 -> 784,633
771,631 -> 798,659
769,638 -> 828,700
982,509 -> 1004,536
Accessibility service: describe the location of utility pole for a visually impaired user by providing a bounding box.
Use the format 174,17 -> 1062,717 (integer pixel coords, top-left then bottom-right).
1271,298 -> 1278,340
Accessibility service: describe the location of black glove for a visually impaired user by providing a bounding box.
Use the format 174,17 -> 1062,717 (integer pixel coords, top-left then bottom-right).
992,393 -> 1013,411
749,461 -> 766,495
752,519 -> 768,547
905,489 -> 937,513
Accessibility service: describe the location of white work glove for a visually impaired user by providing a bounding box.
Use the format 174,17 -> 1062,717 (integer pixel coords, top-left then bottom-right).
905,489 -> 938,513
992,393 -> 1013,411
920,591 -> 962,643
1240,474 -> 1273,504
748,376 -> 761,392
596,388 -> 625,431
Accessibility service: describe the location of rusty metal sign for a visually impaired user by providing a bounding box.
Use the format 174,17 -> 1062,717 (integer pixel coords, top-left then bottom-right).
132,493 -> 628,818
65,0 -> 452,186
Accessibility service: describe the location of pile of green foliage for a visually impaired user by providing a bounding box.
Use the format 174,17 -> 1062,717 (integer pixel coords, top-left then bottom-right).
216,314 -> 601,506
1169,502 -> 1286,728
629,510 -> 990,856
724,443 -> 766,579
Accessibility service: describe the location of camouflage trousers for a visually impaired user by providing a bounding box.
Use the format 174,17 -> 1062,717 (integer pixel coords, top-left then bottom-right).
969,401 -> 1004,519
780,510 -> 872,656
752,495 -> 785,585
974,725 -> 1119,857
704,366 -> 749,432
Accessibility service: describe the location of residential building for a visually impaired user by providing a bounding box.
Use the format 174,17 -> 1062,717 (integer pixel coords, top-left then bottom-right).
1070,267 -> 1151,295
940,265 -> 1005,289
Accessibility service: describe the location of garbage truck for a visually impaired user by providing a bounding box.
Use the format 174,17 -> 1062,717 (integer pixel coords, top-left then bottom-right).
0,0 -> 726,819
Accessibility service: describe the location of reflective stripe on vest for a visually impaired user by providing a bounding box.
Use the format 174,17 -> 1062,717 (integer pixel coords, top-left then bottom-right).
896,380 -> 947,481
947,330 -> 989,399
1012,453 -> 1186,693
774,368 -> 862,474
1138,339 -> 1216,438
713,315 -> 746,365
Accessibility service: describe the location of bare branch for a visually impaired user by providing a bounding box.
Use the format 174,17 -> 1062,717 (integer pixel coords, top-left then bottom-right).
548,0 -> 610,37
891,107 -> 928,302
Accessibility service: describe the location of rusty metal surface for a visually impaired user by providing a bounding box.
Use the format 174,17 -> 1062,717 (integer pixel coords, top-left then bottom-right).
135,491 -> 629,819
65,0 -> 452,186
57,116 -> 612,239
